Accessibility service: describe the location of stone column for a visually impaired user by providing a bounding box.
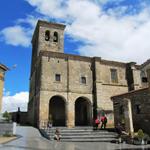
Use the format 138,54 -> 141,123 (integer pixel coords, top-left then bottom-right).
124,98 -> 134,136
66,101 -> 75,128
39,100 -> 49,129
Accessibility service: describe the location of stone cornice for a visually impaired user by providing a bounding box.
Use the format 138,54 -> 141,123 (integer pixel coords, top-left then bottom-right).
102,83 -> 128,87
40,51 -> 92,62
0,64 -> 9,71
39,51 -> 132,67
40,88 -> 92,94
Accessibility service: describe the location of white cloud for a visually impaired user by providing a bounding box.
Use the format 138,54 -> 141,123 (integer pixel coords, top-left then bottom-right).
26,0 -> 67,18
24,0 -> 150,64
1,26 -> 31,47
1,1 -> 150,111
68,8 -> 150,63
2,92 -> 29,113
92,0 -> 124,5
1,0 -> 150,63
17,15 -> 39,28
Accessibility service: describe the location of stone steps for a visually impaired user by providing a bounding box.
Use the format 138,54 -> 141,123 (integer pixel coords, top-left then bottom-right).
61,138 -> 116,142
59,135 -> 116,139
42,127 -> 118,142
48,132 -> 117,136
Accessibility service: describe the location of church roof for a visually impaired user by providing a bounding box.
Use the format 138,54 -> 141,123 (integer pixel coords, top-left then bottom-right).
111,87 -> 149,100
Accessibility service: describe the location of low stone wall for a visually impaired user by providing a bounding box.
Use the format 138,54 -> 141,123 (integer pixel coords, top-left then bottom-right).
0,122 -> 13,135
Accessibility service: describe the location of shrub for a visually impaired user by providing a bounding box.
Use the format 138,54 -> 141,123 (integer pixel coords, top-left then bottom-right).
3,131 -> 12,137
137,129 -> 144,139
2,111 -> 11,122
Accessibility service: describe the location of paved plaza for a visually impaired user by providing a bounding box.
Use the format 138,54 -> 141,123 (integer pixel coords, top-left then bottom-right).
0,126 -> 150,150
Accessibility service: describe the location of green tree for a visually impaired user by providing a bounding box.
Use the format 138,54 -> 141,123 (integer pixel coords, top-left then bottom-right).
3,111 -> 11,122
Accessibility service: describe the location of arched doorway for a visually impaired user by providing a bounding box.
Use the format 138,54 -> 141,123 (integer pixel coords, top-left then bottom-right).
49,96 -> 66,126
75,97 -> 92,126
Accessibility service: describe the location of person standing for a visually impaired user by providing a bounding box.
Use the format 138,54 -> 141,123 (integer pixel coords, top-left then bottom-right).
95,118 -> 100,130
101,115 -> 107,129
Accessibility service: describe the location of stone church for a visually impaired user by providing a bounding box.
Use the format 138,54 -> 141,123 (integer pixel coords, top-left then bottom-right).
28,20 -> 143,128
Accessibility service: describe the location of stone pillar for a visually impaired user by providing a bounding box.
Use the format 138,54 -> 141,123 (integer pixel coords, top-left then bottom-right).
39,102 -> 49,129
124,98 -> 134,136
66,101 -> 75,128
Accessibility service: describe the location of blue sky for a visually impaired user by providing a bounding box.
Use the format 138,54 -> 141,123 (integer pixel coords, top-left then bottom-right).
1,0 -> 150,112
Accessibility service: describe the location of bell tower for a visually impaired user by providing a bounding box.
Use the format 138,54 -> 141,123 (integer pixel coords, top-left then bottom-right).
32,20 -> 66,56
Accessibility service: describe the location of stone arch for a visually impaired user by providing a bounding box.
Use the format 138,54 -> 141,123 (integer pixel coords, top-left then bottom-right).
53,31 -> 58,42
45,30 -> 50,41
49,95 -> 66,126
75,97 -> 92,126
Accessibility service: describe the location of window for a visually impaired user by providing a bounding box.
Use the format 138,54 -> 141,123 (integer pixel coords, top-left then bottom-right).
55,74 -> 61,82
135,104 -> 141,114
110,69 -> 118,83
141,71 -> 148,83
142,77 -> 148,83
81,76 -> 86,84
45,30 -> 50,41
53,32 -> 58,42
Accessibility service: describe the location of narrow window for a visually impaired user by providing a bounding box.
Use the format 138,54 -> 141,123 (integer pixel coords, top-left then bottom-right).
142,77 -> 148,83
141,71 -> 148,83
55,74 -> 61,81
135,104 -> 141,114
53,32 -> 58,42
111,69 -> 118,83
81,76 -> 86,84
45,30 -> 50,41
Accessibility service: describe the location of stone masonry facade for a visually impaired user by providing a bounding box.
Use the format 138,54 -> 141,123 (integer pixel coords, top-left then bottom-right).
112,87 -> 150,135
28,20 -> 143,128
111,69 -> 150,135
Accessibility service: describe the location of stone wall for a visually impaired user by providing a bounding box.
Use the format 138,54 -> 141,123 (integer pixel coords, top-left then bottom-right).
38,90 -> 93,127
40,55 -> 93,94
95,60 -> 129,126
96,60 -> 128,109
140,60 -> 150,88
32,20 -> 65,55
112,88 -> 150,134
38,54 -> 93,127
0,122 -> 13,135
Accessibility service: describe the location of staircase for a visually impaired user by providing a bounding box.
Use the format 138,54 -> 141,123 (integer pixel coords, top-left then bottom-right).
41,127 -> 118,142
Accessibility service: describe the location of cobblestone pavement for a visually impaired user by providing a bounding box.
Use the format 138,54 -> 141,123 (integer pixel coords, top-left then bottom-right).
0,126 -> 150,150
